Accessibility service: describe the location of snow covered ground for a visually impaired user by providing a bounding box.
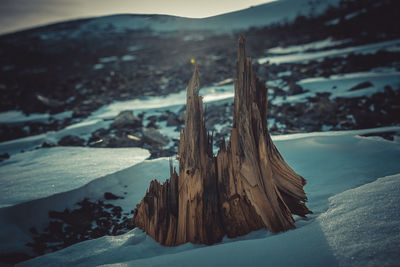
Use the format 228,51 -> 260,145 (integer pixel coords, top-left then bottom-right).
0,83 -> 235,156
258,39 -> 400,64
0,147 -> 149,208
1,1 -> 399,263
73,0 -> 340,36
7,127 -> 400,266
272,70 -> 400,104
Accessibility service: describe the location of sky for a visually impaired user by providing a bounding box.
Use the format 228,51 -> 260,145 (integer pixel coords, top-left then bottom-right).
0,0 -> 274,35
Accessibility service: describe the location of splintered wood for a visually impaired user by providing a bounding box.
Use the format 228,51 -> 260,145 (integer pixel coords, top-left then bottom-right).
133,35 -> 311,246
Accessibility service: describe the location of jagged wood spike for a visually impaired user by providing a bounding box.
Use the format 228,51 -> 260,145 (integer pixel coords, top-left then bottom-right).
133,36 -> 311,246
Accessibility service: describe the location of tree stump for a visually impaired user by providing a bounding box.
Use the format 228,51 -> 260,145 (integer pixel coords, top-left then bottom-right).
133,35 -> 311,246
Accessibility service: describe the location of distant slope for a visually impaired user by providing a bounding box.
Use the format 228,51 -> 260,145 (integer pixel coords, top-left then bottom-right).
76,0 -> 340,34
1,0 -> 340,38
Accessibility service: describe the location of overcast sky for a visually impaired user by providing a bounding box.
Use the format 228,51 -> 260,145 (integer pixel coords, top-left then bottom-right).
0,0 -> 274,35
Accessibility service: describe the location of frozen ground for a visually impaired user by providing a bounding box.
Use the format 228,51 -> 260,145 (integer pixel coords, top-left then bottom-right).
73,0 -> 340,36
8,127 -> 400,266
0,83 -> 235,156
0,147 -> 149,208
258,39 -> 400,64
272,70 -> 400,104
1,1 -> 399,265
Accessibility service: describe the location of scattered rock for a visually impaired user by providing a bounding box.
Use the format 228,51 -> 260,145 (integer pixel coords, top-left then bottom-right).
0,153 -> 10,162
288,82 -> 305,95
142,127 -> 169,147
26,198 -> 134,256
104,192 -> 122,200
41,142 -> 56,148
112,110 -> 142,129
166,112 -> 181,126
36,94 -> 64,108
361,131 -> 398,141
58,135 -> 85,146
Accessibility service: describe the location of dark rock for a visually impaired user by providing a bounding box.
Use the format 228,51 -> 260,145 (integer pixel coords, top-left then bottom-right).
58,135 -> 85,146
104,192 -> 121,200
166,113 -> 181,126
288,82 -> 305,95
29,227 -> 38,235
361,131 -> 397,141
111,110 -> 142,129
142,127 -> 169,147
41,142 -> 56,148
0,153 -> 10,162
36,94 -> 64,108
146,116 -> 158,128
0,252 -> 32,265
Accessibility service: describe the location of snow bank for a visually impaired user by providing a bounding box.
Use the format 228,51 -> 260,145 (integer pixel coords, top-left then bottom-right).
15,127 -> 400,266
0,147 -> 149,208
18,172 -> 400,267
319,173 -> 400,267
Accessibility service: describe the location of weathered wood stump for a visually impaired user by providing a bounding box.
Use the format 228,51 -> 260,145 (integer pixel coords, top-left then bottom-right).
133,35 -> 311,246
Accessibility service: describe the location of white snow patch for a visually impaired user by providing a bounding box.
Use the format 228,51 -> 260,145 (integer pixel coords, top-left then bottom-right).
258,39 -> 400,64
272,70 -> 400,104
127,45 -> 142,52
121,55 -> 136,61
325,18 -> 339,26
99,56 -> 118,63
93,63 -> 104,70
0,111 -> 49,124
0,110 -> 72,124
92,84 -> 234,120
0,147 -> 149,207
267,37 -> 351,54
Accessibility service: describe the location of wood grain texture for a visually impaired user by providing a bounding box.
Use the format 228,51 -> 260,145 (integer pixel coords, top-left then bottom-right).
133,35 -> 311,246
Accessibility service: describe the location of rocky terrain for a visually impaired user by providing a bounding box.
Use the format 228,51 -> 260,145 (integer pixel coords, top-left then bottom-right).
1,0 -> 400,263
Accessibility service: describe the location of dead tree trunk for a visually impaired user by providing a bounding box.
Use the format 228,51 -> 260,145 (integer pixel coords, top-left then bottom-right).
133,35 -> 311,246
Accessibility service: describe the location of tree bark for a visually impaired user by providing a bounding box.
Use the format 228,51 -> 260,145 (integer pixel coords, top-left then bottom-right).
133,35 -> 311,246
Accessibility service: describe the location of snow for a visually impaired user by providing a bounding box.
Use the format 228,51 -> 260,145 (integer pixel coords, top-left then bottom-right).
8,126 -> 400,266
121,55 -> 136,61
92,84 -> 234,119
0,111 -> 49,124
258,39 -> 400,64
99,56 -> 118,63
267,37 -> 351,54
93,63 -> 104,70
73,0 -> 340,35
0,110 -> 72,124
0,146 -> 149,208
272,70 -> 400,104
325,18 -> 339,26
319,173 -> 400,267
